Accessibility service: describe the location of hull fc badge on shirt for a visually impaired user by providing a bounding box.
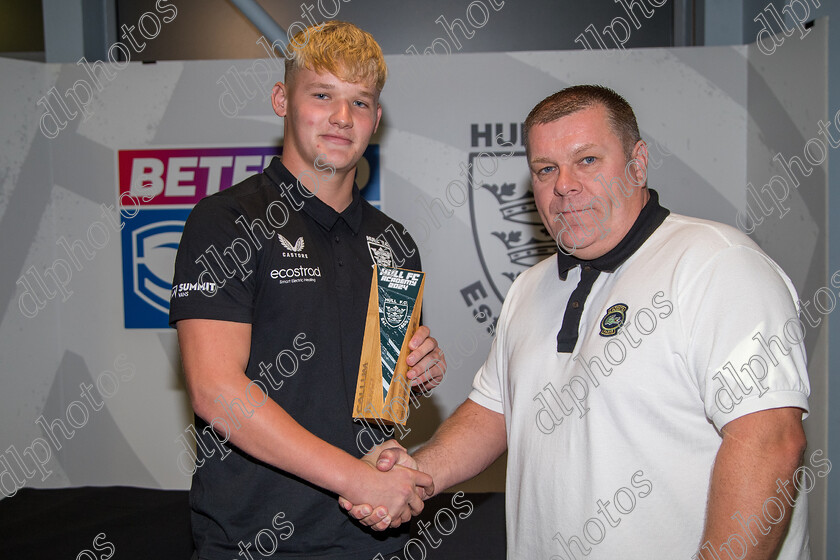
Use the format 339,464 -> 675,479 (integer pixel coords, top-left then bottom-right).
600,303 -> 629,337
366,236 -> 396,268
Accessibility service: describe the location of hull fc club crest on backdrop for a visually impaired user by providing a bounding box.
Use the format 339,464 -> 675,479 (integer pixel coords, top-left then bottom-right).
118,145 -> 381,328
462,123 -> 552,335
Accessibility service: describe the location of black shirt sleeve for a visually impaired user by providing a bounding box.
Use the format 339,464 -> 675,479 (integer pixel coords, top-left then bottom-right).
169,195 -> 258,326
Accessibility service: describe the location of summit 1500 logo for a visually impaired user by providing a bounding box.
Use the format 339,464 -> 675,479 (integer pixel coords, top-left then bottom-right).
118,145 -> 380,328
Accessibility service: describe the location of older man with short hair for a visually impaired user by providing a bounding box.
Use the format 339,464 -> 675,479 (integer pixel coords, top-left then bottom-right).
345,85 -> 811,560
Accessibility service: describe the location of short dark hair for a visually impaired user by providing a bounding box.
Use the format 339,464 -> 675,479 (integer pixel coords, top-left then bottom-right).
524,85 -> 641,158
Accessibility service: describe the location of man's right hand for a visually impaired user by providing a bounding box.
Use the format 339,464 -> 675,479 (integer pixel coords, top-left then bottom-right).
341,455 -> 432,529
339,440 -> 429,530
340,400 -> 508,531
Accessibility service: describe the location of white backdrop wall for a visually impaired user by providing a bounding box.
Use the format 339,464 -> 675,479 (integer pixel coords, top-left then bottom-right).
0,27 -> 830,555
745,21 -> 829,556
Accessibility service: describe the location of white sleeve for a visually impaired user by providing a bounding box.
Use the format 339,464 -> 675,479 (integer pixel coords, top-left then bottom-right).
468,295 -> 514,415
468,333 -> 505,414
680,245 -> 810,430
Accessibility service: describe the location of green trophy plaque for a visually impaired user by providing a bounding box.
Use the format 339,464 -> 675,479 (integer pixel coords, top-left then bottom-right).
353,265 -> 425,425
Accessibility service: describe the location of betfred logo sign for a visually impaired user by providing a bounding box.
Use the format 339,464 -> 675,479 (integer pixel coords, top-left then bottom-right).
118,147 -> 280,205
118,145 -> 381,328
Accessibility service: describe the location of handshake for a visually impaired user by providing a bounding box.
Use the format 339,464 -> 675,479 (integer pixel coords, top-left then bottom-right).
338,440 -> 433,531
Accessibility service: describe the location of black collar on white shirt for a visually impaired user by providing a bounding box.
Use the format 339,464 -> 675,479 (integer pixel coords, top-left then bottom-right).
555,189 -> 670,353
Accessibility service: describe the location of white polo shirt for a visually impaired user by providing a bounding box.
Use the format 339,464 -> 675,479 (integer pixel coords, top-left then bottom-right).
469,197 -> 810,559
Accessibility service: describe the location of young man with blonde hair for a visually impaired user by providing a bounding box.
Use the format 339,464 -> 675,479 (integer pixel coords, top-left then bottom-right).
170,22 -> 444,559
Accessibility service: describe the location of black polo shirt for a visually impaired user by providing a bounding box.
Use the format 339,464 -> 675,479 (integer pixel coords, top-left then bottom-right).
170,158 -> 418,559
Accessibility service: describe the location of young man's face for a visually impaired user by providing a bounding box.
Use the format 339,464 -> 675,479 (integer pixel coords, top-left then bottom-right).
527,104 -> 648,260
272,66 -> 382,178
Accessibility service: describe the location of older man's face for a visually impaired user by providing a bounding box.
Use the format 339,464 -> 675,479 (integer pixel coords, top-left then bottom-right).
528,104 -> 649,260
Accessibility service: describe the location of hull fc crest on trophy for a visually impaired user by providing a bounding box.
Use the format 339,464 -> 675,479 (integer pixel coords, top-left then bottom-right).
353,265 -> 425,425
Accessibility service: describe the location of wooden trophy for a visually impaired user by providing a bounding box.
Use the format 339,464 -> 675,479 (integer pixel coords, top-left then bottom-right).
353,265 -> 425,425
